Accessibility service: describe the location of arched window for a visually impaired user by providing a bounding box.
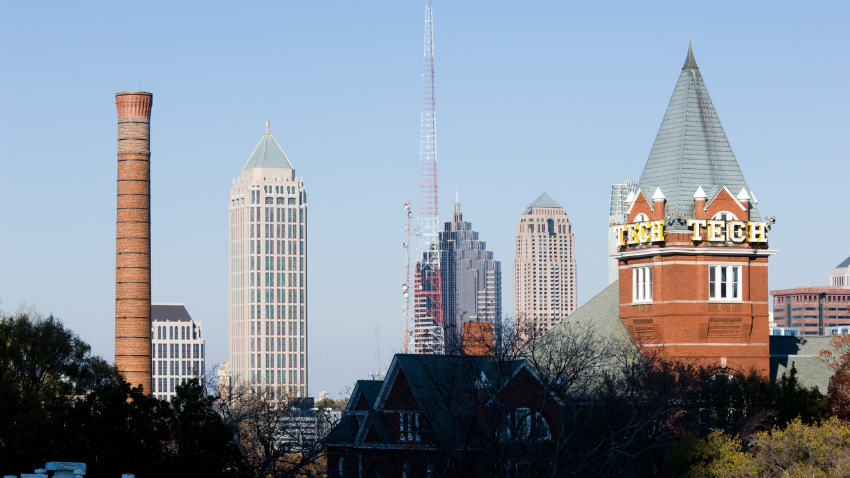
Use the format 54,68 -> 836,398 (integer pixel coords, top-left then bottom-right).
712,211 -> 738,221
337,457 -> 344,477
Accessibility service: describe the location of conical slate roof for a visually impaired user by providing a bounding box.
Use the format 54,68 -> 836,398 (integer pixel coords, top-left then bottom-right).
638,43 -> 760,228
242,122 -> 293,170
523,192 -> 562,214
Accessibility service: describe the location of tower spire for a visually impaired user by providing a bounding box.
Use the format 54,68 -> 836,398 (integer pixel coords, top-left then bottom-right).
683,39 -> 699,69
265,118 -> 270,134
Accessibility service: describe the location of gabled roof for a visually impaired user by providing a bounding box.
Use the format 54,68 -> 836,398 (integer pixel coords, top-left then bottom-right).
638,43 -> 761,229
523,192 -> 563,214
836,256 -> 850,269
242,122 -> 293,170
151,304 -> 193,323
769,335 -> 833,392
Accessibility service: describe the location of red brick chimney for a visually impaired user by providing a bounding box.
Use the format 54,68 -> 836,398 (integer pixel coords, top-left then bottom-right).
115,92 -> 152,394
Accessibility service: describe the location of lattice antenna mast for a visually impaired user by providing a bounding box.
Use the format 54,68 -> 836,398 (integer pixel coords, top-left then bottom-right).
414,0 -> 444,354
402,201 -> 413,353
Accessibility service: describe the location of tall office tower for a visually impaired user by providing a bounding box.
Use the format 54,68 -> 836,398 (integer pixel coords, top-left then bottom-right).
229,120 -> 308,399
424,198 -> 501,352
150,303 -> 205,401
513,193 -> 577,336
115,92 -> 153,393
608,180 -> 638,284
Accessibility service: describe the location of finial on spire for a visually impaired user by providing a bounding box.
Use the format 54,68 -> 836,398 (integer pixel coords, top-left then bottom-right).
265,118 -> 270,135
683,38 -> 699,69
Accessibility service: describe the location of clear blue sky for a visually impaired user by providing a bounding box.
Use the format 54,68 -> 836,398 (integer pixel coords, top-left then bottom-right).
1,1 -> 847,398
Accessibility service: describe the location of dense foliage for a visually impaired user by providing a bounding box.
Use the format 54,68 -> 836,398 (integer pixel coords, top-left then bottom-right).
0,312 -> 247,478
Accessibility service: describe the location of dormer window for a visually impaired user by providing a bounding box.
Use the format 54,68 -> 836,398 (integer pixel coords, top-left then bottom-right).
399,412 -> 420,442
712,211 -> 738,221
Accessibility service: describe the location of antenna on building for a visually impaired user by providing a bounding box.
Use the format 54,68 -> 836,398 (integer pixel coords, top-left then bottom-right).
403,200 -> 413,353
413,0 -> 444,355
370,323 -> 383,380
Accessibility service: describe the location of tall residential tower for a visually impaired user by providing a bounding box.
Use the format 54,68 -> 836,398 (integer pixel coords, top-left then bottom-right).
513,193 -> 577,335
229,121 -> 308,399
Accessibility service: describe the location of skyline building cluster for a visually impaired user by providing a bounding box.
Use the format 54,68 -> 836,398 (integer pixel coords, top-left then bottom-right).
608,180 -> 638,285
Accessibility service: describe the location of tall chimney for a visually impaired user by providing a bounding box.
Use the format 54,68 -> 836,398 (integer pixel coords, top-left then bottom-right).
115,92 -> 152,393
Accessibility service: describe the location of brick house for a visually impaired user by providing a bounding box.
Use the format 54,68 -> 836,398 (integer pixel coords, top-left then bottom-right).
325,354 -> 563,477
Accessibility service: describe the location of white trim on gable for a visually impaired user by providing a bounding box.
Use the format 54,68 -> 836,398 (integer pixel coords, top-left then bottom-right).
705,185 -> 747,212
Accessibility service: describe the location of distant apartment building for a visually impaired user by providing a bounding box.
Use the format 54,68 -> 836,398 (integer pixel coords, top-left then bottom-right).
830,256 -> 850,288
413,198 -> 502,353
513,193 -> 577,334
608,180 -> 638,284
228,120 -> 308,399
151,303 -> 205,401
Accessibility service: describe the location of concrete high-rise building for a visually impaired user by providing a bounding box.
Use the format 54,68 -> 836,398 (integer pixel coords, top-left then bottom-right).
414,198 -> 501,353
150,303 -> 205,401
229,120 -> 308,399
513,193 -> 577,335
608,180 -> 638,284
115,92 -> 153,393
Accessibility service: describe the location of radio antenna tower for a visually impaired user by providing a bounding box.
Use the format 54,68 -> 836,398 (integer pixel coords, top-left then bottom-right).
413,0 -> 444,354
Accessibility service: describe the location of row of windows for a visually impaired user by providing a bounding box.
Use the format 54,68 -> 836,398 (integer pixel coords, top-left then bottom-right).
250,368 -> 305,385
153,343 -> 204,359
631,265 -> 742,303
252,304 -> 306,321
251,352 -> 304,369
152,360 -> 203,377
155,324 -> 199,341
250,206 -> 304,223
251,336 -> 304,354
250,239 -> 304,255
250,271 -> 304,288
252,320 -> 305,336
153,377 -> 201,394
250,252 -> 305,271
250,187 -> 301,203
250,288 -> 305,305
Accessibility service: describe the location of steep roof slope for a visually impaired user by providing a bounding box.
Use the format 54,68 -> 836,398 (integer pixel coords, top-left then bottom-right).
638,42 -> 760,228
523,192 -> 563,214
242,122 -> 293,170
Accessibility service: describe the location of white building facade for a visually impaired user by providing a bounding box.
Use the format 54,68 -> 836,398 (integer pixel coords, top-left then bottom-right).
830,256 -> 850,288
513,193 -> 577,335
151,303 -> 205,401
229,121 -> 308,399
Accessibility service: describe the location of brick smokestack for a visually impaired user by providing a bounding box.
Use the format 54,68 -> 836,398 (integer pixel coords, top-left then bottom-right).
115,92 -> 152,393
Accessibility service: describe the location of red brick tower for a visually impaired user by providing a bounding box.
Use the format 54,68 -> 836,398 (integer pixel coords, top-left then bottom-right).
614,43 -> 774,373
115,92 -> 152,392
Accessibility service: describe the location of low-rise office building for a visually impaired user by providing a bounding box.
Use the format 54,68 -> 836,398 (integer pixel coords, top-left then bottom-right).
151,303 -> 205,401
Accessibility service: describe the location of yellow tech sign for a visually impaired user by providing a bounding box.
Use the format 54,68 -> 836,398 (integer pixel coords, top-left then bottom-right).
613,220 -> 768,246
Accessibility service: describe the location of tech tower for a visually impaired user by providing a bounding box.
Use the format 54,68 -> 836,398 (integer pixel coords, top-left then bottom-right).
114,91 -> 153,393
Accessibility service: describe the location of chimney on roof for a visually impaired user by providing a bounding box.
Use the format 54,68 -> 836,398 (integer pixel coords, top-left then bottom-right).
693,186 -> 707,219
737,188 -> 750,219
461,321 -> 495,356
652,188 -> 666,220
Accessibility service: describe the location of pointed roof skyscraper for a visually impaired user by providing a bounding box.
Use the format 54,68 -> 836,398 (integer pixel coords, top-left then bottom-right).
638,42 -> 760,228
242,120 -> 293,170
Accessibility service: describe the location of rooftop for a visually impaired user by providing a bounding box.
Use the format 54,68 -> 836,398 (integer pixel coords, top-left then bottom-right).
638,42 -> 761,229
837,256 -> 850,269
151,304 -> 194,323
242,120 -> 293,170
523,192 -> 563,214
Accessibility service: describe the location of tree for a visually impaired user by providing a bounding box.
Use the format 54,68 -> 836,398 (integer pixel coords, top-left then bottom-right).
821,334 -> 850,420
0,311 -> 247,478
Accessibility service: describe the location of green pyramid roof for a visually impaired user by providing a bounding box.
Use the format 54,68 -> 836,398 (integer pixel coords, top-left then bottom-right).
242,123 -> 293,170
638,43 -> 760,229
523,192 -> 562,214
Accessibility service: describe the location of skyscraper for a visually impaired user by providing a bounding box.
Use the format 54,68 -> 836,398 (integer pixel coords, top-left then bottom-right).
513,193 -> 577,335
115,91 -> 153,393
415,198 -> 501,353
229,120 -> 308,399
608,180 -> 638,284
